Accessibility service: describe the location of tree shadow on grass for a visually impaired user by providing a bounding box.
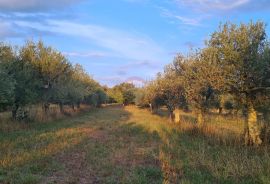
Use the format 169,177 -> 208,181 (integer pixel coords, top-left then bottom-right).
106,121 -> 163,184
0,105 -> 133,183
123,107 -> 270,184
0,105 -> 165,184
160,123 -> 270,184
4,105 -> 267,184
152,107 -> 169,118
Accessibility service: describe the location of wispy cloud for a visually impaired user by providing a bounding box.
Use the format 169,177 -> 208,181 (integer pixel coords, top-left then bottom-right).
0,0 -> 83,12
63,51 -> 108,58
160,0 -> 269,30
173,0 -> 270,12
174,0 -> 250,11
0,12 -> 168,86
15,20 -> 166,61
159,7 -> 202,26
119,60 -> 159,70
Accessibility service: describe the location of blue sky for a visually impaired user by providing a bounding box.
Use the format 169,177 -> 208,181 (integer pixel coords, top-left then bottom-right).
0,0 -> 269,86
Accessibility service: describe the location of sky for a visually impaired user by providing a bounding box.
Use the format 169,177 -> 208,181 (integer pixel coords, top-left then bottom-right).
0,0 -> 269,86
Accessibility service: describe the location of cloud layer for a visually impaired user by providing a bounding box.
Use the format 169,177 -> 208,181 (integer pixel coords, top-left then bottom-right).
174,0 -> 270,12
0,0 -> 82,12
15,20 -> 166,62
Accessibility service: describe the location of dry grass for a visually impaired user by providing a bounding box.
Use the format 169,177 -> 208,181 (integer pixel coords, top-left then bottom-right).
0,104 -> 91,133
27,104 -> 91,122
1,105 -> 270,183
0,105 -> 163,184
125,106 -> 270,183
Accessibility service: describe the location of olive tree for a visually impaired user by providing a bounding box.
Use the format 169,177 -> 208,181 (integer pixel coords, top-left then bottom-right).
20,41 -> 73,113
144,79 -> 164,113
208,22 -> 270,145
181,48 -> 224,126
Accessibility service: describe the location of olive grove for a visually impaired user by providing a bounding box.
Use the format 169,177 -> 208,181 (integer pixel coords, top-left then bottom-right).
0,41 -> 107,120
142,21 -> 270,146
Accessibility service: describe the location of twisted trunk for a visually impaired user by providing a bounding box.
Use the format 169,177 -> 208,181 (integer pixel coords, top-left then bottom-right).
244,99 -> 262,145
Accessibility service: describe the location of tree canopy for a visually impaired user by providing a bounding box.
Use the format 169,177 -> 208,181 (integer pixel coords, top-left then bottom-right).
0,41 -> 107,119
143,21 -> 270,145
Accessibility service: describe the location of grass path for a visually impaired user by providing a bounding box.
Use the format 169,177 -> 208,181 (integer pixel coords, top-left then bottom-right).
1,106 -> 163,184
1,105 -> 270,184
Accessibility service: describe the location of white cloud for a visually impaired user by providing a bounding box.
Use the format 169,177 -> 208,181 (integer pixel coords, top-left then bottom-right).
160,0 -> 268,29
174,0 -> 250,11
125,76 -> 146,87
160,7 -> 202,26
63,51 -> 107,58
15,20 -> 167,61
97,75 -> 146,87
0,0 -> 82,12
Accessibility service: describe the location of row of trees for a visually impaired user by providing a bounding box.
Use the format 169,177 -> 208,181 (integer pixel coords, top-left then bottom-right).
0,41 -> 107,120
106,82 -> 136,105
140,21 -> 270,146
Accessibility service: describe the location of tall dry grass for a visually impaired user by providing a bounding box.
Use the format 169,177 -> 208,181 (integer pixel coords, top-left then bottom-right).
0,104 -> 91,132
126,106 -> 270,183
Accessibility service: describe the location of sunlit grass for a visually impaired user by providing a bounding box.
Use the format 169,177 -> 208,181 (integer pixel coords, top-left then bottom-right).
0,127 -> 93,168
125,106 -> 270,183
1,105 -> 270,183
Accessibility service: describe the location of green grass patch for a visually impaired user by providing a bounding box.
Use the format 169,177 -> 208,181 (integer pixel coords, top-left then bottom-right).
1,105 -> 270,183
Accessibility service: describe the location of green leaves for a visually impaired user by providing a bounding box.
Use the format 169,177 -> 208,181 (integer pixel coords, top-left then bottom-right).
208,21 -> 268,94
143,21 -> 270,144
0,70 -> 15,110
107,83 -> 136,105
0,40 -> 106,116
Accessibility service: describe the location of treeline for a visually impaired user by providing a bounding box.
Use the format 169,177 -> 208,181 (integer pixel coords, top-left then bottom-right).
138,21 -> 270,146
0,41 -> 107,120
106,82 -> 136,105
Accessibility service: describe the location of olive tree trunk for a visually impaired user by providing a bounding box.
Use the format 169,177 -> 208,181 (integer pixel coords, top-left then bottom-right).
12,103 -> 19,120
244,100 -> 262,145
150,102 -> 158,114
43,103 -> 50,114
173,109 -> 180,123
169,110 -> 174,122
196,109 -> 204,127
218,107 -> 223,114
59,103 -> 64,113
